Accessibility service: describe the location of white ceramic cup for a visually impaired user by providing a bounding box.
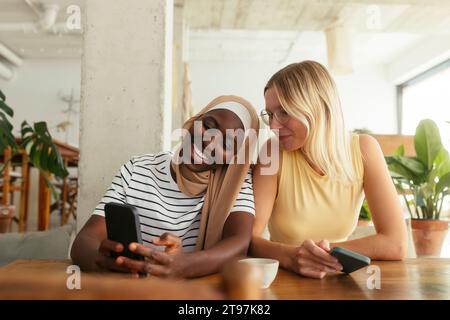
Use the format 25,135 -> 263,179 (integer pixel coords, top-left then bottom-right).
238,258 -> 279,289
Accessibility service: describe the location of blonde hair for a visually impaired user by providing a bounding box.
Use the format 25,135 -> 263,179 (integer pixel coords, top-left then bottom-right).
265,60 -> 356,183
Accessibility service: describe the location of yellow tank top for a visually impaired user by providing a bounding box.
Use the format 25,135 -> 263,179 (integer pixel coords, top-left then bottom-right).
268,134 -> 365,245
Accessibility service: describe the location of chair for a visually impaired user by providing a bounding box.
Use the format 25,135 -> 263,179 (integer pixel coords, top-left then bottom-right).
56,175 -> 78,225
0,148 -> 30,232
51,156 -> 78,226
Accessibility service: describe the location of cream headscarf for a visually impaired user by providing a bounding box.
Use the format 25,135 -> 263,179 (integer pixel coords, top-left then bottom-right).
171,95 -> 259,250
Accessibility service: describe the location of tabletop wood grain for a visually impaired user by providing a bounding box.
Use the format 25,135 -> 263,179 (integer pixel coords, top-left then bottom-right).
0,258 -> 449,300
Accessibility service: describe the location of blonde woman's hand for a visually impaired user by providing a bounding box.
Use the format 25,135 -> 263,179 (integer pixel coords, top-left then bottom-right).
287,239 -> 343,279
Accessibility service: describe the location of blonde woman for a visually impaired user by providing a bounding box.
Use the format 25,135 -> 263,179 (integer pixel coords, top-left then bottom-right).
250,61 -> 407,279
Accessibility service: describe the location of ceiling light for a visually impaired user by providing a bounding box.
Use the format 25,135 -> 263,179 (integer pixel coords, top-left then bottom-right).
325,25 -> 353,75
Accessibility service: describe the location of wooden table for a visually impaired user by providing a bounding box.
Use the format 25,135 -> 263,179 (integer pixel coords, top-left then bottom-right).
1,139 -> 79,232
0,259 -> 222,300
0,258 -> 449,299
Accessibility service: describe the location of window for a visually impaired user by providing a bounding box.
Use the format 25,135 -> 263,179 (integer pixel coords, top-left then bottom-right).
398,60 -> 450,152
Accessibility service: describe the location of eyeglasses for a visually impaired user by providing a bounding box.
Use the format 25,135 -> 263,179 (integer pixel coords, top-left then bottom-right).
260,109 -> 291,126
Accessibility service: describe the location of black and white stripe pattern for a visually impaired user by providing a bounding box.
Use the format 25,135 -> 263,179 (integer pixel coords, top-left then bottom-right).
93,151 -> 255,252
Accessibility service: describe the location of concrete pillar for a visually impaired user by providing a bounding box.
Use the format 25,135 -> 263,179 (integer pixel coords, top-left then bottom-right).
77,0 -> 173,231
171,2 -> 187,143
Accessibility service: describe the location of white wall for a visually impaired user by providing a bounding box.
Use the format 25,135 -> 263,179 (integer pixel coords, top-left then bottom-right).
189,61 -> 397,134
0,59 -> 81,146
335,65 -> 397,134
189,61 -> 277,114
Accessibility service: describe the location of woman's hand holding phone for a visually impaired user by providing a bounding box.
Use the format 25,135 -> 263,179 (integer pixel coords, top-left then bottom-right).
95,204 -> 183,275
95,239 -> 135,273
287,239 -> 343,279
116,239 -> 188,278
110,232 -> 187,278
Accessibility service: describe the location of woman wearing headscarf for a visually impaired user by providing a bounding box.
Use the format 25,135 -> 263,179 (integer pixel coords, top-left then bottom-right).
71,95 -> 259,278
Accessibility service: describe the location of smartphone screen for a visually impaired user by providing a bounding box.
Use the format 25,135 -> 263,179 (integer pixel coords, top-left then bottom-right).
104,202 -> 144,261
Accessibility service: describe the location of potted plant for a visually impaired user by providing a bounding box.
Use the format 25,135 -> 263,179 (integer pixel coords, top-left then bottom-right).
385,119 -> 450,257
0,89 -> 68,233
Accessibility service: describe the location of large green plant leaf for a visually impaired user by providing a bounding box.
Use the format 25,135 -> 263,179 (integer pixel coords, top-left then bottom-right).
386,156 -> 424,183
415,119 -> 442,169
0,115 -> 18,154
393,144 -> 405,156
20,121 -> 69,178
0,100 -> 13,117
0,112 -> 13,131
391,155 -> 426,177
387,162 -> 415,181
0,90 -> 17,156
435,148 -> 450,177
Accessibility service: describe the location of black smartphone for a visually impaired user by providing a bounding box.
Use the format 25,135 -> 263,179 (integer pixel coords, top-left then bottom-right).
104,202 -> 144,261
330,247 -> 371,274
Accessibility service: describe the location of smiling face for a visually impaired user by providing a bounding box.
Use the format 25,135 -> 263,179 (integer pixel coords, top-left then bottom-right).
180,108 -> 245,172
264,86 -> 308,152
